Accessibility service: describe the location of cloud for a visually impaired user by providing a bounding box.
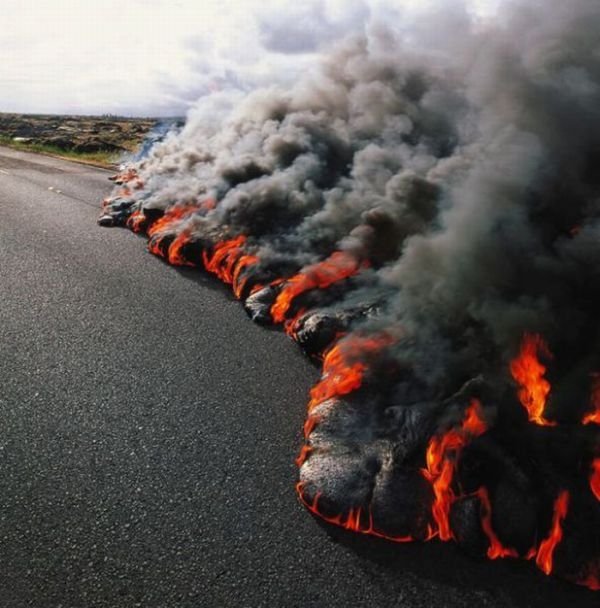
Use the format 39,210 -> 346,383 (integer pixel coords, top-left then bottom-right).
0,0 -> 500,116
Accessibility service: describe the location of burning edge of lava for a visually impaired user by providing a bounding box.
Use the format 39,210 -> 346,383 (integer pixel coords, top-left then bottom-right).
99,176 -> 600,591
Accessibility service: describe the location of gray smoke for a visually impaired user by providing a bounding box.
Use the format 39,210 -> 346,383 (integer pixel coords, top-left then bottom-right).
102,0 -> 600,588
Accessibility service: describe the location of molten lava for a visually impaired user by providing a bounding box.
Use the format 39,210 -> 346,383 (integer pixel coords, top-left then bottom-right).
591,458 -> 600,502
423,399 -> 487,541
270,252 -> 367,323
147,202 -> 203,238
477,487 -> 519,559
232,253 -> 260,298
510,333 -> 555,426
283,308 -> 308,340
296,482 -> 415,543
126,209 -> 147,233
583,373 -> 600,425
307,333 -> 394,412
535,490 -> 570,576
109,167 -> 138,184
168,230 -> 195,267
104,179 -> 600,591
202,236 -> 260,299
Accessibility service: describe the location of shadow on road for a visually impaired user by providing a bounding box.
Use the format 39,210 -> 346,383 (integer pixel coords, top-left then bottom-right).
313,515 -> 598,608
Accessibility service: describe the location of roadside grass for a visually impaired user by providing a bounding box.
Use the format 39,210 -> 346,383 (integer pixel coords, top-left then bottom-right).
0,134 -> 123,169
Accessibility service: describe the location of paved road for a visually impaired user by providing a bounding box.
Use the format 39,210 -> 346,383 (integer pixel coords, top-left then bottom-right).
0,146 -> 596,607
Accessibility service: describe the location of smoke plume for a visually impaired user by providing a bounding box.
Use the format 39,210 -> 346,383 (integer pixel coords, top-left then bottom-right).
100,0 -> 600,589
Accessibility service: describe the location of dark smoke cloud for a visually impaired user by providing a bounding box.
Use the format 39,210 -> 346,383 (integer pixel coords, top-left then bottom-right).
103,0 -> 600,588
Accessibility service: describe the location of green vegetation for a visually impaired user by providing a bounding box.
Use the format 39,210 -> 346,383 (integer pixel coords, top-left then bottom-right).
0,113 -> 157,169
0,135 -> 122,168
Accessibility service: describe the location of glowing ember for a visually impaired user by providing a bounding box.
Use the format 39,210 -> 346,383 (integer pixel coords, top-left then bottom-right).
168,231 -> 195,267
232,254 -> 260,299
202,236 -> 257,294
271,252 -> 367,323
308,333 -> 394,412
583,373 -> 600,425
423,399 -> 487,541
477,487 -> 518,559
110,167 -> 138,184
303,414 -> 320,439
535,490 -> 570,576
199,198 -> 217,212
591,459 -> 600,502
295,444 -> 313,467
579,574 -> 600,592
126,210 -> 147,233
510,333 -> 555,426
283,308 -> 307,339
148,234 -> 167,259
296,481 -> 415,543
147,202 -> 203,238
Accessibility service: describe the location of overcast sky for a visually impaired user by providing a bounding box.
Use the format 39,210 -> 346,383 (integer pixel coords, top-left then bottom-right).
1,0 -> 499,116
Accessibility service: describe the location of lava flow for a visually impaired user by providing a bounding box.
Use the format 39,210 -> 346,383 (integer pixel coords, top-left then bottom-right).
167,230 -> 195,267
423,399 -> 487,541
591,459 -> 600,502
296,481 -> 416,543
535,490 -> 570,576
271,252 -> 367,323
477,487 -> 519,559
109,167 -> 138,184
147,202 -> 203,239
307,333 -> 394,412
126,209 -> 147,233
583,374 -> 600,425
297,333 -> 395,473
96,0 -> 600,589
510,334 -> 555,426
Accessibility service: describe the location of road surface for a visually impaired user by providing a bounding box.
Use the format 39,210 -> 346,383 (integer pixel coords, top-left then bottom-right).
0,146 -> 596,607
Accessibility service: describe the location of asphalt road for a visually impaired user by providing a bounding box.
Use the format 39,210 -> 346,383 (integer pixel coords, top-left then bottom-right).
0,145 -> 596,608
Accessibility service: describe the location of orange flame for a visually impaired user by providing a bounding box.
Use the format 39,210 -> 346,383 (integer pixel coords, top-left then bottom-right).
148,234 -> 167,259
283,308 -> 307,339
199,198 -> 217,212
583,373 -> 600,425
147,202 -> 203,238
510,333 -> 555,426
232,254 -> 260,299
423,399 -> 487,541
201,236 -> 261,299
111,167 -> 138,184
535,490 -> 569,576
126,210 -> 147,233
295,445 -> 313,467
477,487 -> 518,559
168,231 -> 195,267
578,573 -> 600,591
202,236 -> 246,283
270,252 -> 368,323
296,482 -> 416,543
202,235 -> 259,296
308,333 -> 394,412
591,458 -> 600,502
303,414 -> 321,438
